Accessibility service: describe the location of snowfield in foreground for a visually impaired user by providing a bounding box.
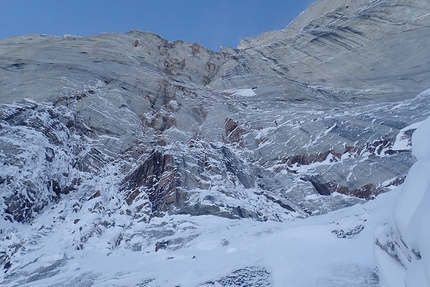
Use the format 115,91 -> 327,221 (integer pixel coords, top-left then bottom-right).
1,188 -> 396,286
376,113 -> 430,287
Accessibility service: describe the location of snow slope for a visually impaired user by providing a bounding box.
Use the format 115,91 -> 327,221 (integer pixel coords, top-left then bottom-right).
376,105 -> 430,287
1,188 -> 398,287
1,91 -> 429,286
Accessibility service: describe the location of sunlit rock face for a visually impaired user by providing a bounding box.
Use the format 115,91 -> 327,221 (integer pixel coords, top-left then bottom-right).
1,0 -> 430,226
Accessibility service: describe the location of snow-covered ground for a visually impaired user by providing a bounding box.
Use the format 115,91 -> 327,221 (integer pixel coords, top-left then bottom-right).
1,184 -> 398,287
376,113 -> 430,287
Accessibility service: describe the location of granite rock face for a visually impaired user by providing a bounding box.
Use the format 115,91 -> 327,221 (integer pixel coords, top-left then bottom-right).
232,0 -> 430,102
1,0 -> 430,227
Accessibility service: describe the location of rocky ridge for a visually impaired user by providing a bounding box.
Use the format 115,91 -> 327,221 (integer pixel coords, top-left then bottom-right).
1,0 -> 430,284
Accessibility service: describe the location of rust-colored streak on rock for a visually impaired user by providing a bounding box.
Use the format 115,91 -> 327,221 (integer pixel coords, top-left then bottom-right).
286,151 -> 331,167
224,118 -> 244,143
122,151 -> 177,214
307,177 -> 377,199
125,189 -> 140,206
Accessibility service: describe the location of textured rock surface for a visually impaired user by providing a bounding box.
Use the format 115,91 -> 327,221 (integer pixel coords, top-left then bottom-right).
1,0 -> 430,225
198,266 -> 272,287
233,0 -> 430,102
1,0 -> 430,285
0,0 -> 429,256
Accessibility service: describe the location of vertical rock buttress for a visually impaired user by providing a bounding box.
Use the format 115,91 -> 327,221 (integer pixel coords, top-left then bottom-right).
122,151 -> 179,215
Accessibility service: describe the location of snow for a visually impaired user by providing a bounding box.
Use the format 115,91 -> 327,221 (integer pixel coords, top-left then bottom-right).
232,88 -> 257,97
374,245 -> 405,287
391,121 -> 422,151
1,93 -> 430,286
376,107 -> 430,287
1,188 -> 398,286
411,115 -> 430,160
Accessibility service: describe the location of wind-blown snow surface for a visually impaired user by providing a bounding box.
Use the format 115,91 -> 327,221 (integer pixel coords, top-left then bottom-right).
375,112 -> 430,287
1,186 -> 398,286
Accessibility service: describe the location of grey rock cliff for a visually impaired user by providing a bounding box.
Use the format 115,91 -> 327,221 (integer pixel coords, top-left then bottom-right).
2,0 -> 430,284
224,0 -> 430,101
1,0 -> 430,226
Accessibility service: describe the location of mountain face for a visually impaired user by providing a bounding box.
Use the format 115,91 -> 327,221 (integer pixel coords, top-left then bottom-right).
1,0 -> 430,285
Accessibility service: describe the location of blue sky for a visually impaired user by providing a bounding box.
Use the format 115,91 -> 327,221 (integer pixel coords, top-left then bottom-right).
0,0 -> 314,51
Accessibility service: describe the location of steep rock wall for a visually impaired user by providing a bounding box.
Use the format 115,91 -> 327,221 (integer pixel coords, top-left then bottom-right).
1,0 -> 430,226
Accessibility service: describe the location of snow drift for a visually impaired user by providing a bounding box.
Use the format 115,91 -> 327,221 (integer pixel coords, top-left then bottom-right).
375,89 -> 430,287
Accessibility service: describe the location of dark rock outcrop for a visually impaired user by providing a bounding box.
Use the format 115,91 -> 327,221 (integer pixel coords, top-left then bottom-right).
122,150 -> 179,215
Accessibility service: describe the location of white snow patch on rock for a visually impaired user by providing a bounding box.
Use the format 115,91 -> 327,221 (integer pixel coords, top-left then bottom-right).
232,88 -> 257,97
